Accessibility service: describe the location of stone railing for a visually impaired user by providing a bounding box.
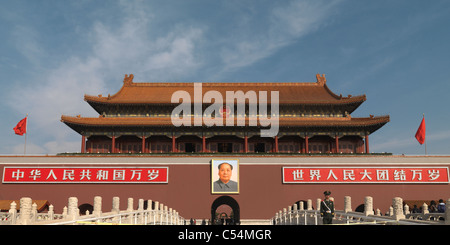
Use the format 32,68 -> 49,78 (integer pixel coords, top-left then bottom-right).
0,196 -> 185,225
273,196 -> 450,225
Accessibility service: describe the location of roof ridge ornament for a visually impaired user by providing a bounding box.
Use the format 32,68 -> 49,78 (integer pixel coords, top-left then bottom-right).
123,74 -> 134,86
316,73 -> 326,85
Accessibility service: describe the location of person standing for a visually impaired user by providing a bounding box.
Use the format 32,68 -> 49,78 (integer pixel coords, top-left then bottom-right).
438,199 -> 446,213
320,191 -> 335,224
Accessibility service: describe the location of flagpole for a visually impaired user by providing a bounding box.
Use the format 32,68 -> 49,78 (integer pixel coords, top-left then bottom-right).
423,113 -> 427,156
24,114 -> 28,155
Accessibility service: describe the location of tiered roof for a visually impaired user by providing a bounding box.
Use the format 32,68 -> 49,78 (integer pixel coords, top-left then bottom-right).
84,74 -> 366,105
61,74 -> 389,135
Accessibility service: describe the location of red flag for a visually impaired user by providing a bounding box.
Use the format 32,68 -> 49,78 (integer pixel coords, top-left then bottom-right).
13,117 -> 27,136
415,116 -> 425,145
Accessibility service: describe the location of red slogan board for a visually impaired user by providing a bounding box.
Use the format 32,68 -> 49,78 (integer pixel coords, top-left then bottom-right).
283,167 -> 449,184
2,167 -> 168,183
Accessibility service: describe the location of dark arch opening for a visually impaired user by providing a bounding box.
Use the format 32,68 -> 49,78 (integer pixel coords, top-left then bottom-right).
78,203 -> 93,215
211,196 -> 240,225
355,204 -> 365,213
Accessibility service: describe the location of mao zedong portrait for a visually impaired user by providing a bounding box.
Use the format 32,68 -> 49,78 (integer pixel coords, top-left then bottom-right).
213,162 -> 238,193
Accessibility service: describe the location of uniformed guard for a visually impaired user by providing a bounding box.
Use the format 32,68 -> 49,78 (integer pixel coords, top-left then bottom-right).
320,190 -> 334,224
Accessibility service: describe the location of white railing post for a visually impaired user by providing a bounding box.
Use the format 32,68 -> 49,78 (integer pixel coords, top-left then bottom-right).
344,196 -> 352,213
392,197 -> 405,221
154,201 -> 159,224
304,210 -> 307,225
48,204 -> 54,220
293,204 -> 298,225
159,203 -> 164,225
68,197 -> 79,221
8,201 -> 17,224
138,199 -> 144,224
18,197 -> 33,225
9,201 -> 17,224
422,203 -> 429,215
146,199 -> 153,225
32,202 -> 38,222
364,196 -> 374,216
127,198 -> 134,224
93,196 -> 102,217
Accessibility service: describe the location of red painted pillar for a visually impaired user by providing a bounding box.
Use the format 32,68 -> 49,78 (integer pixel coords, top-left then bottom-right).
111,135 -> 116,153
142,135 -> 146,153
81,135 -> 86,153
274,136 -> 279,153
172,136 -> 176,153
335,136 -> 339,153
202,136 -> 206,152
244,136 -> 248,153
365,134 -> 370,154
305,135 -> 309,153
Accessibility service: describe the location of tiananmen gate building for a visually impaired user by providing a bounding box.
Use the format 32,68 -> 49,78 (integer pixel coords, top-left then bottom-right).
60,74 -> 389,155
1,74 -> 449,224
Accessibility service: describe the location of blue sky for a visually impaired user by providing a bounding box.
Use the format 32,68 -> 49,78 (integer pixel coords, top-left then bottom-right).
1,0 -> 450,155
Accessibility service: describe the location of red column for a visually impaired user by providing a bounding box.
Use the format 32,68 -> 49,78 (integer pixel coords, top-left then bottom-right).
111,135 -> 116,153
365,134 -> 369,154
172,136 -> 176,153
305,135 -> 309,153
244,136 -> 248,153
202,136 -> 206,152
335,136 -> 339,153
142,135 -> 146,153
274,136 -> 279,153
81,135 -> 86,153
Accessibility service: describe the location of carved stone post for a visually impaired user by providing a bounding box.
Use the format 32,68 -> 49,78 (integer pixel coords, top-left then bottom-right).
161,204 -> 165,224
147,200 -> 153,224
68,197 -> 79,220
422,203 -> 429,214
9,201 -> 17,224
18,197 -> 33,225
48,204 -> 54,220
93,196 -> 102,217
127,198 -> 134,212
299,201 -> 304,211
307,199 -> 313,210
344,196 -> 352,213
127,198 -> 134,224
364,196 -> 374,216
293,204 -> 298,225
112,196 -> 120,213
154,201 -> 160,224
392,197 -> 405,220
278,210 -> 282,225
404,204 -> 410,215
138,199 -> 144,224
31,202 -> 37,222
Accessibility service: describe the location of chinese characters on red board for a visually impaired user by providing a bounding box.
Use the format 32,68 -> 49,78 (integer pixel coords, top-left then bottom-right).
2,167 -> 168,183
283,167 -> 449,183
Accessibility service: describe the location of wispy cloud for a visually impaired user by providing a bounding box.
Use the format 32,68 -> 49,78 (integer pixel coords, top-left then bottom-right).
218,0 -> 341,73
5,0 -> 344,154
7,1 -> 205,153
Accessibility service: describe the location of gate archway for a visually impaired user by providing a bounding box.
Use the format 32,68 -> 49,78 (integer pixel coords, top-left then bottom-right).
211,196 -> 240,225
